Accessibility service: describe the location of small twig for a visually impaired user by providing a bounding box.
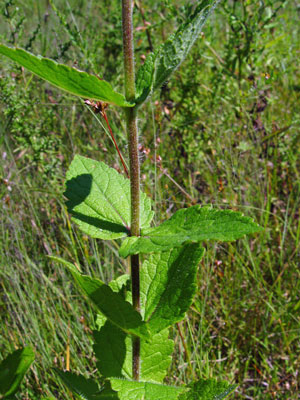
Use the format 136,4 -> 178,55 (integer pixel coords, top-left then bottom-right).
102,109 -> 130,178
85,100 -> 129,178
161,167 -> 196,204
135,0 -> 153,52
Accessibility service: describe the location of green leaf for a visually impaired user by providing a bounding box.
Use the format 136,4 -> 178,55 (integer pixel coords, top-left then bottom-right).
93,321 -> 131,380
109,274 -> 130,294
119,206 -> 262,257
94,323 -> 173,383
110,378 -> 185,400
65,155 -> 154,240
54,370 -> 118,399
54,369 -> 104,400
51,257 -> 150,340
140,329 -> 173,382
140,244 -> 204,333
93,273 -> 173,383
178,379 -> 236,400
0,346 -> 35,398
135,1 -> 220,104
0,45 -> 133,107
95,274 -> 130,330
94,383 -> 119,400
135,53 -> 156,104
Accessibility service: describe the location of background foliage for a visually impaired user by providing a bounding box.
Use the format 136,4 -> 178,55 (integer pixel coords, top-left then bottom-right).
0,0 -> 299,398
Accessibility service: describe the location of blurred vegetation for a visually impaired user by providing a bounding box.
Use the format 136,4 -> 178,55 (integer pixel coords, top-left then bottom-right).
0,0 -> 299,399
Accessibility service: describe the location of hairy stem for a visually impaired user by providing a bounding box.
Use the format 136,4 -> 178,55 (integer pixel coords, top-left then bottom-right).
122,0 -> 141,381
122,0 -> 135,102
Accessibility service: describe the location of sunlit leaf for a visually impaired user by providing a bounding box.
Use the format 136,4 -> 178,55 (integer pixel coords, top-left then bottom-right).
94,323 -> 173,382
141,244 -> 204,333
178,379 -> 236,400
0,45 -> 133,107
119,206 -> 262,257
135,0 -> 220,104
65,155 -> 154,240
110,378 -> 185,400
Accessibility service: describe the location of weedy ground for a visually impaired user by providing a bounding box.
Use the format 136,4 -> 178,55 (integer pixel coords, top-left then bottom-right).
0,0 -> 299,399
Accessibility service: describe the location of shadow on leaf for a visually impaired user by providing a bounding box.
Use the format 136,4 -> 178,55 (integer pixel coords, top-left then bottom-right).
64,174 -> 129,235
71,211 -> 128,234
64,173 -> 93,208
93,321 -> 128,378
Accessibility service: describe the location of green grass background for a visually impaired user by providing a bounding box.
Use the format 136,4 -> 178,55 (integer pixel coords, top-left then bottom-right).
0,0 -> 299,398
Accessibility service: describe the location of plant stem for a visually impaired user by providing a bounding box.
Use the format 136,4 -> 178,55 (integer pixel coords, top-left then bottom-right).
122,0 -> 141,381
122,0 -> 135,103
